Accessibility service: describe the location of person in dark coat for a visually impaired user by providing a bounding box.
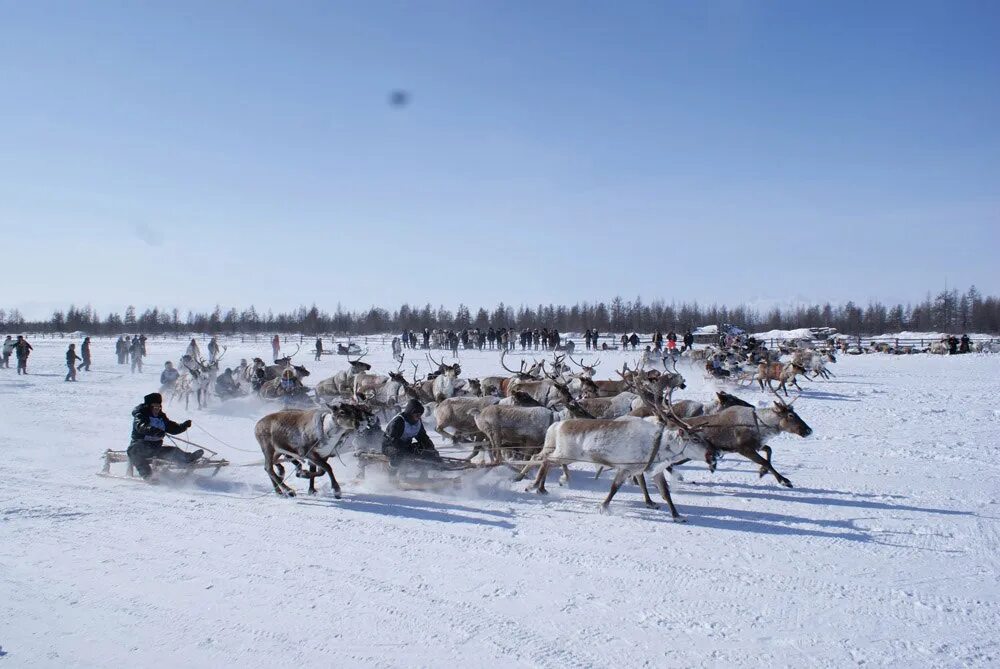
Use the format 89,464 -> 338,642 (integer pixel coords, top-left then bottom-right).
160,361 -> 180,392
215,368 -> 242,399
315,337 -> 324,361
129,336 -> 143,373
77,337 -> 92,371
960,334 -> 971,354
14,335 -> 32,375
381,399 -> 441,467
208,337 -> 220,363
629,333 -> 640,350
65,344 -> 81,382
683,331 -> 694,352
948,336 -> 958,355
126,393 -> 200,479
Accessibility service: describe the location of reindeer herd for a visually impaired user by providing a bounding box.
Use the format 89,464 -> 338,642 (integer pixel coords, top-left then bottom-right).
248,341 -> 824,521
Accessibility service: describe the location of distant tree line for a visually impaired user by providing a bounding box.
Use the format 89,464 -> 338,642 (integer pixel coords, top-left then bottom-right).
2,286 -> 998,336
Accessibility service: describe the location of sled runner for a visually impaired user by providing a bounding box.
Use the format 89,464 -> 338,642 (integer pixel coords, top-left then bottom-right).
353,450 -> 497,491
98,445 -> 229,482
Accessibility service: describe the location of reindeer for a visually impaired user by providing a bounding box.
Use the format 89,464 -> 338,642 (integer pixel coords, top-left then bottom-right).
355,361 -> 414,419
315,353 -> 371,398
263,344 -> 302,379
523,382 -> 711,519
791,349 -> 836,380
432,396 -> 501,443
662,390 -> 754,419
472,379 -> 593,465
480,350 -> 541,397
580,362 -> 647,397
427,353 -> 462,401
254,403 -> 369,497
674,388 -> 813,488
755,361 -> 808,396
577,391 -> 641,419
565,355 -> 600,395
170,372 -> 195,410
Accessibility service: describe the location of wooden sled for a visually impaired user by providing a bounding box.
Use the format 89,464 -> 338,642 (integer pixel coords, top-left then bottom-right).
99,446 -> 229,482
354,450 -> 497,491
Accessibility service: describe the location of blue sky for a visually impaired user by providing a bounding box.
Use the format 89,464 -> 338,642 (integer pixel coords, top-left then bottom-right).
1,1 -> 998,319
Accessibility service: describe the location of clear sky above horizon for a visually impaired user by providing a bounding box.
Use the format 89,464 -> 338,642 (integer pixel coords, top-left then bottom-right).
1,1 -> 998,320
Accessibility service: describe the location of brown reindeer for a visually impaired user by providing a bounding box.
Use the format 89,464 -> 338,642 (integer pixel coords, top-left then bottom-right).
755,361 -> 807,396
480,350 -> 541,397
255,403 -> 369,497
676,390 -> 813,487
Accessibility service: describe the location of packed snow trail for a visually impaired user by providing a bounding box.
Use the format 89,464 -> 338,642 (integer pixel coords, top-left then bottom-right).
1,337 -> 998,667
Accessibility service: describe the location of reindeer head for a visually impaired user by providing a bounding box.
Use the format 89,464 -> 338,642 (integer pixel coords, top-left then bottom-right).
716,391 -> 753,409
348,360 -> 372,373
292,364 -> 310,378
772,402 -> 812,437
388,371 -> 409,386
568,355 -> 599,379
326,403 -> 363,432
510,391 -> 543,407
578,377 -> 600,398
467,378 -> 482,396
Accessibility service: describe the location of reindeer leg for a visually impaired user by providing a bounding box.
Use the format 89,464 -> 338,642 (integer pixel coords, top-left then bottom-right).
757,445 -> 773,478
531,461 -> 551,494
593,465 -> 605,480
265,453 -> 294,497
558,465 -> 571,486
652,471 -> 685,521
513,454 -> 537,483
742,448 -> 791,487
636,474 -> 659,509
466,441 -> 482,463
307,463 -> 318,494
666,459 -> 690,482
316,456 -> 341,499
600,470 -> 630,512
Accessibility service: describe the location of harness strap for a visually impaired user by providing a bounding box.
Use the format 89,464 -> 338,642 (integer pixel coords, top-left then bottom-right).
643,428 -> 664,472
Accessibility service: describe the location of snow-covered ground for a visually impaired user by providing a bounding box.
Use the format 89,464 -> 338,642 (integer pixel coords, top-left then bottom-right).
2,337 -> 999,667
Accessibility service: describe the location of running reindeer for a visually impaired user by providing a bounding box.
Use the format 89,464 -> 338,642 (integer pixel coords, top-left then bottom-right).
255,403 -> 373,497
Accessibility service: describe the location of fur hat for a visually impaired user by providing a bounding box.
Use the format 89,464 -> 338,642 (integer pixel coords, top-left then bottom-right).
144,392 -> 163,405
402,399 -> 424,416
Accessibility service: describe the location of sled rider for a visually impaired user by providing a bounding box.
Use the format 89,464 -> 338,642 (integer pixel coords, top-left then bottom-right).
381,399 -> 442,468
126,392 -> 202,480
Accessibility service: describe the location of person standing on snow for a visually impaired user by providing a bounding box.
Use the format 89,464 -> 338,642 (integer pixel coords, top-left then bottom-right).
1,335 -> 14,368
682,331 -> 694,353
14,335 -> 32,374
65,343 -> 81,382
77,336 -> 92,372
207,337 -> 220,364
271,335 -> 281,362
126,393 -> 201,480
130,336 -> 144,373
315,337 -> 324,361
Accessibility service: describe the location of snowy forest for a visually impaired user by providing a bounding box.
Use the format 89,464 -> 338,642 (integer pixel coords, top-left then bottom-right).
2,286 -> 998,336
